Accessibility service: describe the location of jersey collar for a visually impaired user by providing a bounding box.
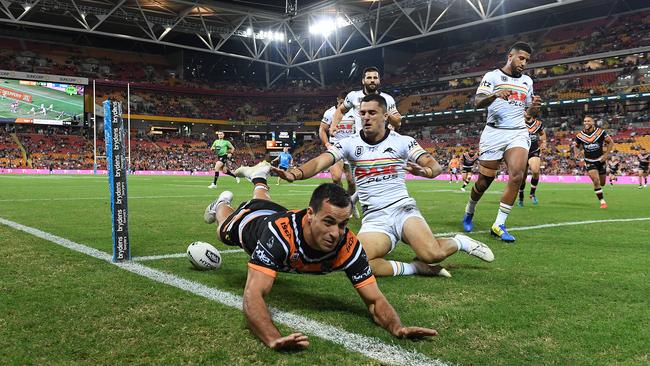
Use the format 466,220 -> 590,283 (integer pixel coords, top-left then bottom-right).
360,127 -> 390,145
499,67 -> 522,79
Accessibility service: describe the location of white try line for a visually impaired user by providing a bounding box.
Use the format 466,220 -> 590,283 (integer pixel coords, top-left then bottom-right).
436,217 -> 650,237
0,217 -> 447,366
133,217 -> 650,262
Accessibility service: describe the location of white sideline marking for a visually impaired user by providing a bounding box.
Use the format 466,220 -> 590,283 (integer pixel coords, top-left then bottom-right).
436,217 -> 650,237
133,249 -> 245,262
0,217 -> 447,366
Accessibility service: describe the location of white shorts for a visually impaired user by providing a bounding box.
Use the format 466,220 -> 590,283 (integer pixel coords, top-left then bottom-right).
451,168 -> 458,174
479,126 -> 530,161
358,198 -> 424,252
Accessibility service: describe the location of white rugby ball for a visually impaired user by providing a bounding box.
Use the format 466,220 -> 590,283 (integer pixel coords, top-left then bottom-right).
187,241 -> 222,270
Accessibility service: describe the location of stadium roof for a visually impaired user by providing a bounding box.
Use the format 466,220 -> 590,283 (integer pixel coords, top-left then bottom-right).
0,0 -> 630,76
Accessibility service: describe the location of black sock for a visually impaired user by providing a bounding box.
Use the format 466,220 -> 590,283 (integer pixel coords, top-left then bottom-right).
529,178 -> 539,196
213,171 -> 219,184
225,171 -> 236,178
519,180 -> 526,201
462,179 -> 469,188
252,177 -> 267,186
595,188 -> 604,201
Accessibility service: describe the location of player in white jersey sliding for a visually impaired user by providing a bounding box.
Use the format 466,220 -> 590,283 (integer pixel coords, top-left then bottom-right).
331,66 -> 402,134
462,42 -> 542,243
275,94 -> 494,278
319,91 -> 360,218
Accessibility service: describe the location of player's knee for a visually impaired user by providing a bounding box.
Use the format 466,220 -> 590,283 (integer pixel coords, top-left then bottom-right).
417,247 -> 447,264
509,170 -> 525,185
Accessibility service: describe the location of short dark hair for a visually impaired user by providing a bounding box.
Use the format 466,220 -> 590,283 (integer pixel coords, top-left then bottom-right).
337,90 -> 347,99
309,183 -> 351,213
509,42 -> 533,54
360,93 -> 387,112
362,66 -> 380,78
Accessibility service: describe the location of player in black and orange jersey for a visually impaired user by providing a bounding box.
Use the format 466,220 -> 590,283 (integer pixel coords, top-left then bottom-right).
637,149 -> 649,189
202,162 -> 438,351
518,113 -> 547,206
460,148 -> 479,192
572,115 -> 613,208
607,156 -> 621,186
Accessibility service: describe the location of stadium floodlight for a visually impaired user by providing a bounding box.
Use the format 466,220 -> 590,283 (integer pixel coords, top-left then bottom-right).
246,27 -> 253,36
309,16 -> 350,37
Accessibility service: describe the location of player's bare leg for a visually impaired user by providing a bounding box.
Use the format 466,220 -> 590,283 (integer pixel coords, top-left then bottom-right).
518,163 -> 529,207
462,161 -> 498,232
359,230 -> 453,278
528,156 -> 541,204
487,147 -> 527,242
588,169 -> 607,208
402,217 -> 493,266
209,160 -> 225,188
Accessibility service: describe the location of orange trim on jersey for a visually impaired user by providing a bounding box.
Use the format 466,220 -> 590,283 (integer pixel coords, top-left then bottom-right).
274,217 -> 296,249
577,128 -> 604,143
248,263 -> 278,278
449,158 -> 460,168
332,232 -> 359,268
353,275 -> 377,289
527,120 -> 542,134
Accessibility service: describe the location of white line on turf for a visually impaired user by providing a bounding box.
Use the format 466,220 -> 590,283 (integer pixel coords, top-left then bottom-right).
0,217 -> 447,366
138,217 -> 650,261
436,217 -> 650,237
0,194 -> 218,202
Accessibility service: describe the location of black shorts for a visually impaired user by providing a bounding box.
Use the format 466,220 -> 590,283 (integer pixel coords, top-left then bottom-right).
585,160 -> 606,175
278,166 -> 288,171
461,166 -> 473,173
218,199 -> 287,254
528,149 -> 540,159
640,163 -> 649,173
609,168 -> 618,175
217,155 -> 231,164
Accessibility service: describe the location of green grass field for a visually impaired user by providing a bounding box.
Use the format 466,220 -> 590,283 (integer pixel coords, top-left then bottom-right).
1,175 -> 648,365
0,79 -> 83,121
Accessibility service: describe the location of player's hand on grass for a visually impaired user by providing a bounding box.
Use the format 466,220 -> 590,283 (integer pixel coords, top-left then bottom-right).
269,332 -> 309,350
405,162 -> 431,178
394,326 -> 438,340
271,167 -> 295,182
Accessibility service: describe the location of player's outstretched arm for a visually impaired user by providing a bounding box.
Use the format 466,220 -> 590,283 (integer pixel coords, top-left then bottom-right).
405,154 -> 443,179
356,282 -> 438,339
319,122 -> 332,148
475,90 -> 511,108
330,104 -> 348,135
539,129 -> 548,155
243,267 -> 310,350
271,152 -> 336,183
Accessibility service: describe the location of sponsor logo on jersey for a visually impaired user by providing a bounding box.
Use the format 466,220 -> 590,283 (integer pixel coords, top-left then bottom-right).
255,248 -> 273,266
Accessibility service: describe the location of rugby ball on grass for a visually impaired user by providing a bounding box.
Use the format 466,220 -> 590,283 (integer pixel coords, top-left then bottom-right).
187,241 -> 222,270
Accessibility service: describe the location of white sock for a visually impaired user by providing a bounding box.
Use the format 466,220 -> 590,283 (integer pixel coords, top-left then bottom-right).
494,202 -> 512,226
389,260 -> 417,276
452,236 -> 469,252
465,199 -> 478,215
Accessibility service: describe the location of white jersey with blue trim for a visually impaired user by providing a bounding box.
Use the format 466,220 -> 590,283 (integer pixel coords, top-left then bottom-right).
476,69 -> 534,130
343,90 -> 399,133
321,106 -> 356,143
327,130 -> 427,213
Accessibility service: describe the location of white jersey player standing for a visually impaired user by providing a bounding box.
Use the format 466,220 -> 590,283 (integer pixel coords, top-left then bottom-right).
462,42 -> 542,242
319,91 -> 360,218
331,66 -> 401,135
275,94 -> 494,278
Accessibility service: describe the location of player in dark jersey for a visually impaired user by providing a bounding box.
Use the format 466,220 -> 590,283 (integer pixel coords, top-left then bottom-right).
638,149 -> 649,189
518,114 -> 547,206
460,148 -> 479,192
607,156 -> 621,186
572,116 -> 613,208
202,162 -> 438,350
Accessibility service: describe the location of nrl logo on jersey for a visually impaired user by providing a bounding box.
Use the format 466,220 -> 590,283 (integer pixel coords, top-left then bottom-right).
501,76 -> 508,82
355,146 -> 364,157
